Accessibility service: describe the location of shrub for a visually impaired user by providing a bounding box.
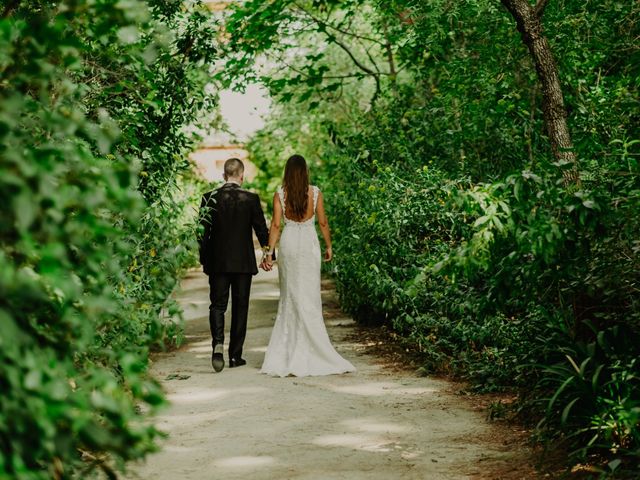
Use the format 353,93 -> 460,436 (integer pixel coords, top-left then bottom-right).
1,0 -> 218,477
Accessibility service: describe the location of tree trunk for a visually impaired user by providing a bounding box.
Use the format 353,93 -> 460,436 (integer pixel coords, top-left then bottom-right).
382,21 -> 398,90
500,0 -> 579,184
2,0 -> 22,18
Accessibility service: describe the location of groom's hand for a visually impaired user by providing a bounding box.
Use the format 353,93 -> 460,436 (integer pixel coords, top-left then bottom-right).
260,257 -> 273,271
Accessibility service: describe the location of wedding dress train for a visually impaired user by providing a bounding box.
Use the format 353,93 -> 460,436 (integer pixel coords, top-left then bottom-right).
261,186 -> 356,377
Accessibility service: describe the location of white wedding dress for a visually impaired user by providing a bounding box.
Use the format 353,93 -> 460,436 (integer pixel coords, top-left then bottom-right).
260,186 -> 356,377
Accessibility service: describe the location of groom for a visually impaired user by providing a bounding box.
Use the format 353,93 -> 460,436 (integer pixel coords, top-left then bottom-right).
199,158 -> 270,372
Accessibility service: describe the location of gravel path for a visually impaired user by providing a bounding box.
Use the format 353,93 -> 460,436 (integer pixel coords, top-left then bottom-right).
127,267 -> 535,479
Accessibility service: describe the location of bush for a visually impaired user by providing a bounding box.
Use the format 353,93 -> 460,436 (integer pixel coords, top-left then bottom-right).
1,0 -> 218,477
228,0 -> 640,474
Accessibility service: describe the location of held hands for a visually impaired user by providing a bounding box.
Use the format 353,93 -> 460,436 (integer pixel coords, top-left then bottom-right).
260,246 -> 274,271
260,255 -> 274,271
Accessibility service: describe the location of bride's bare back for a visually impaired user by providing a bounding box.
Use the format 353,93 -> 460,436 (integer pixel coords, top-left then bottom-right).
279,186 -> 313,222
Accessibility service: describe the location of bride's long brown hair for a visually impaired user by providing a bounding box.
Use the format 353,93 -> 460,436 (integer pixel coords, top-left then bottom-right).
283,154 -> 309,221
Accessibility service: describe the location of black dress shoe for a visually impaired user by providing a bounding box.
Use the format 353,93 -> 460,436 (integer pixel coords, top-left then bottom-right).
229,358 -> 247,368
212,345 -> 225,373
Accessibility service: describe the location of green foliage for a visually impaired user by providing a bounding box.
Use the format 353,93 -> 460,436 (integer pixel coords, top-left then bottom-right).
227,0 -> 640,475
1,0 -> 218,477
330,160 -> 462,325
532,320 -> 640,472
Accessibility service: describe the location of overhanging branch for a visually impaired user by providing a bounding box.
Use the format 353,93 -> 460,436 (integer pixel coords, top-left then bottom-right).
534,0 -> 550,18
2,0 -> 21,18
292,2 -> 385,46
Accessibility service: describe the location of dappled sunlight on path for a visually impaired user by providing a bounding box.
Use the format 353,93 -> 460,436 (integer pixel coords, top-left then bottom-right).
325,382 -> 437,397
127,267 -> 532,480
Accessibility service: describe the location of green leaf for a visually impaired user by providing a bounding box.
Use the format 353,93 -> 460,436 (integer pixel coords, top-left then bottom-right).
591,364 -> 604,391
473,215 -> 490,228
547,376 -> 575,413
13,190 -> 36,233
565,355 -> 580,374
608,459 -> 622,472
117,26 -> 141,44
561,397 -> 580,425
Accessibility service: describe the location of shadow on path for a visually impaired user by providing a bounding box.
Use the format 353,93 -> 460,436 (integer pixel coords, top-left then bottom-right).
128,265 -> 534,480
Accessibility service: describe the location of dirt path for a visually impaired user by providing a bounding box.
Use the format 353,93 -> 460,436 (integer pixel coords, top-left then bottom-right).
128,267 -> 536,480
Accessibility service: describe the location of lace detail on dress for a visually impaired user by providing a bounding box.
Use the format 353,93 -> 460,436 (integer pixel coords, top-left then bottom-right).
277,185 -> 319,227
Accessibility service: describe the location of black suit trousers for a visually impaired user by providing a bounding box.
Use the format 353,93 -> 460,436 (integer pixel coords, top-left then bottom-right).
208,272 -> 252,360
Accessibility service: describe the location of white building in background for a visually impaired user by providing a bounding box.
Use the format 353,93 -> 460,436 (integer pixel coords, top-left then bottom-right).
203,1 -> 231,11
190,143 -> 256,183
189,86 -> 270,182
189,1 -> 271,183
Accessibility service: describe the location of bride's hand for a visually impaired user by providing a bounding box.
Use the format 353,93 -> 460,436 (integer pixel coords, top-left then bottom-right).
324,247 -> 333,262
261,255 -> 274,271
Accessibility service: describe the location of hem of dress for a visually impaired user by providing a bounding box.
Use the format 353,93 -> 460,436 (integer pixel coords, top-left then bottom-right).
259,367 -> 356,378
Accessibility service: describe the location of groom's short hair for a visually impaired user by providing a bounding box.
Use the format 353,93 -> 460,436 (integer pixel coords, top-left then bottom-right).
224,158 -> 244,178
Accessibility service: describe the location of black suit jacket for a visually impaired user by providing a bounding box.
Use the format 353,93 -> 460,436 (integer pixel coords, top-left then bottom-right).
199,183 -> 269,275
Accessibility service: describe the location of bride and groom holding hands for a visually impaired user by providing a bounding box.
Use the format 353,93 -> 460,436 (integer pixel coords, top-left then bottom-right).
198,155 -> 355,377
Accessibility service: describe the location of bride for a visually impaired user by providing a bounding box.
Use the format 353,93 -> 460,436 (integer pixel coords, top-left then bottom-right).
259,154 -> 356,377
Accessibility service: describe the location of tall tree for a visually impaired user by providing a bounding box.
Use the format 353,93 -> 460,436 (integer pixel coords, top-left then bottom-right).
501,0 -> 579,183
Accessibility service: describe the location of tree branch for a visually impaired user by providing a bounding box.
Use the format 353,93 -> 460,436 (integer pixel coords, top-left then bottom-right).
287,3 -> 384,106
331,36 -> 379,78
534,0 -> 550,18
2,0 -> 21,18
361,41 -> 382,75
331,37 -> 380,105
292,3 -> 385,46
273,54 -> 365,81
382,20 -> 397,88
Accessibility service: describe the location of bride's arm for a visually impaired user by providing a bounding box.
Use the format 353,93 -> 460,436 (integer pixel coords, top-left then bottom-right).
315,191 -> 332,262
263,191 -> 282,268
